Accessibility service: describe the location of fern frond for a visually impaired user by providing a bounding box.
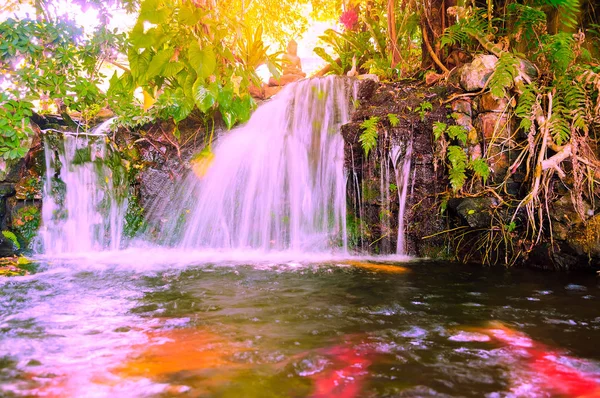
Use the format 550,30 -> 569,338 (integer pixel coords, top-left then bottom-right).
549,95 -> 571,145
561,76 -> 588,134
537,0 -> 580,29
359,116 -> 379,157
515,83 -> 539,132
447,125 -> 468,145
541,32 -> 576,74
507,4 -> 547,43
488,52 -> 520,99
469,158 -> 491,184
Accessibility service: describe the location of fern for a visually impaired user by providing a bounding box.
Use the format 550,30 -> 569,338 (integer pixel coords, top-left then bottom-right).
515,83 -> 538,132
561,76 -> 588,134
447,125 -> 468,145
415,101 -> 432,122
507,4 -> 546,44
440,8 -> 488,48
549,95 -> 571,145
359,116 -> 379,157
448,145 -> 468,191
537,0 -> 580,29
469,158 -> 491,184
387,113 -> 400,127
541,33 -> 576,75
488,52 -> 520,100
433,122 -> 447,140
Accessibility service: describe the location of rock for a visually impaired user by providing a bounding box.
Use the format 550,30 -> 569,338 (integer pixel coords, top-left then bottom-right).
357,79 -> 378,101
526,243 -> 580,270
0,236 -> 15,257
479,92 -> 510,112
453,112 -> 473,131
357,74 -> 379,82
460,55 -> 498,92
0,159 -> 24,183
0,183 -> 16,231
0,184 -> 16,198
518,58 -> 538,81
474,112 -> 512,179
449,197 -> 498,228
567,214 -> 600,258
451,99 -> 472,116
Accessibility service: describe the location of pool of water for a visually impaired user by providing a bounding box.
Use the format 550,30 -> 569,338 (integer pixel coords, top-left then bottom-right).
1,252 -> 599,397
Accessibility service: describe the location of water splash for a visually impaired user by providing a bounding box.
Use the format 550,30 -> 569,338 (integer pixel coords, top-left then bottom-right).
39,120 -> 127,255
150,77 -> 358,252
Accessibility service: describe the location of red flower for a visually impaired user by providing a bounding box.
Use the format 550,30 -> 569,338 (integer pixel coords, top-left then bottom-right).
339,9 -> 358,31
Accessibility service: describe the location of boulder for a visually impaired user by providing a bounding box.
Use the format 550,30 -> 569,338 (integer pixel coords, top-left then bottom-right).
451,99 -> 472,116
460,55 -> 498,92
567,214 -> 600,258
449,197 -> 498,228
479,92 -> 510,112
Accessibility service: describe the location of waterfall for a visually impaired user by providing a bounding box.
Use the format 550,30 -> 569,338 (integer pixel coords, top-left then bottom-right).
390,139 -> 413,255
39,120 -> 127,255
150,77 -> 358,252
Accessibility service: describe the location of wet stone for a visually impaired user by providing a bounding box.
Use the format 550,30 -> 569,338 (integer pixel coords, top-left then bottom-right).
460,55 -> 498,92
451,99 -> 472,116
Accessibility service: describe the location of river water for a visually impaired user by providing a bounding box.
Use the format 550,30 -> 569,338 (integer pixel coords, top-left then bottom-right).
0,254 -> 598,397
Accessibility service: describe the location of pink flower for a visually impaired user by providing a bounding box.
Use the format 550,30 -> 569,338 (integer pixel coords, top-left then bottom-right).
339,9 -> 358,31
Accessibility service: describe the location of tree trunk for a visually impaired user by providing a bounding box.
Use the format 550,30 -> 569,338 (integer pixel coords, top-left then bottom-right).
420,0 -> 456,71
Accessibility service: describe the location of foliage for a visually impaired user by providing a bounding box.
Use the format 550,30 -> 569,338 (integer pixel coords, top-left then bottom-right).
359,116 -> 379,157
387,113 -> 399,127
12,205 -> 41,245
488,53 -> 520,100
0,94 -> 34,160
314,0 -> 421,78
110,0 -> 286,132
434,122 -> 490,191
415,101 -> 432,122
2,231 -> 20,250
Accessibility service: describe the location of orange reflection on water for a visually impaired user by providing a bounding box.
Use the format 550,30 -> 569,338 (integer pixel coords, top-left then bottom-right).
343,260 -> 410,274
113,326 -> 252,394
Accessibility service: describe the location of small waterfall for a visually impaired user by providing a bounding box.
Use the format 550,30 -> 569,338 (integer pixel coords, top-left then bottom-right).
153,77 -> 357,252
39,120 -> 127,255
390,139 -> 413,255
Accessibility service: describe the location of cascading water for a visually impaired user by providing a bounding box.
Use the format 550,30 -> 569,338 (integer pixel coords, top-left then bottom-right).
150,77 -> 358,252
39,119 -> 127,255
390,139 -> 413,255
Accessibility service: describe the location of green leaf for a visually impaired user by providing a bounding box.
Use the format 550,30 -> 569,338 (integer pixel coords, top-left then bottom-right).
447,145 -> 467,169
433,122 -> 447,140
188,42 -> 217,80
2,230 -> 20,250
145,48 -> 174,80
192,78 -> 215,113
162,61 -> 184,78
359,116 -> 379,157
469,158 -> 490,184
387,113 -> 400,127
447,125 -> 468,145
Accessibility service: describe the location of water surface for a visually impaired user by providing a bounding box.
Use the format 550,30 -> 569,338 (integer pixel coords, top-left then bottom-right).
1,254 -> 599,397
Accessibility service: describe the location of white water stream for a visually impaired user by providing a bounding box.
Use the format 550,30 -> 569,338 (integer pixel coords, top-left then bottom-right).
39,119 -> 127,255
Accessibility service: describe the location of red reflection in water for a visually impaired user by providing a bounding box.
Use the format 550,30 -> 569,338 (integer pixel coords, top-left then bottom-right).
309,340 -> 373,398
479,322 -> 600,397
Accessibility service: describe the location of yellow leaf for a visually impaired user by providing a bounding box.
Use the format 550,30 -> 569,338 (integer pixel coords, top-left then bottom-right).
143,89 -> 156,111
17,256 -> 31,265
